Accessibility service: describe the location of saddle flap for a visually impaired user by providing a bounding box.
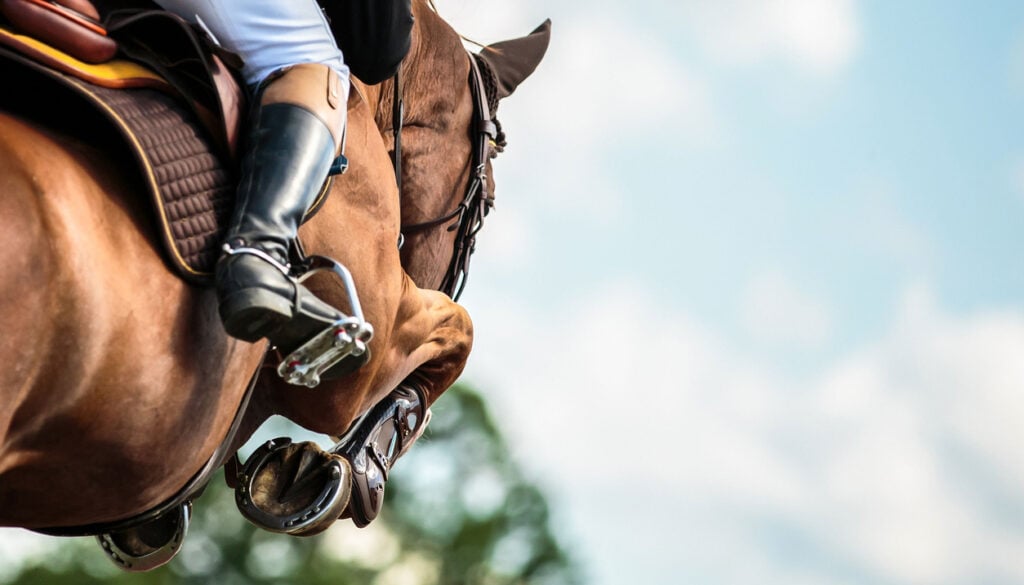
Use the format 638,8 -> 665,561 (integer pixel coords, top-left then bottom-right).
104,8 -> 244,159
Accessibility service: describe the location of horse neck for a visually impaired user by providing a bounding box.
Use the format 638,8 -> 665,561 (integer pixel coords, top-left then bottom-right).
357,4 -> 475,290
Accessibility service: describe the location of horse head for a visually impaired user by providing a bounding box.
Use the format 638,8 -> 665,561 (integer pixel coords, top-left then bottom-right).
383,8 -> 552,293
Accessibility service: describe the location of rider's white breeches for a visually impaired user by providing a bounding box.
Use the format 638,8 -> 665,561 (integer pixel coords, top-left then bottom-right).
152,0 -> 350,90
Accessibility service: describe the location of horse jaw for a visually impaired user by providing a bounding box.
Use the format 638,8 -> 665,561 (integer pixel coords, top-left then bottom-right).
476,19 -> 552,101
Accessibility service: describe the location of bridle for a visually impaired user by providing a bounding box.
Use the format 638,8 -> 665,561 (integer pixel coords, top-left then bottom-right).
393,51 -> 501,301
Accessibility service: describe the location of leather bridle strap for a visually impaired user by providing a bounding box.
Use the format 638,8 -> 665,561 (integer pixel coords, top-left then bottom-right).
391,70 -> 404,194
398,51 -> 496,300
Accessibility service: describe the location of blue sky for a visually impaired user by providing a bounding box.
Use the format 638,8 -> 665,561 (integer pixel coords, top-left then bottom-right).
2,2 -> 1023,585
434,1 -> 1024,584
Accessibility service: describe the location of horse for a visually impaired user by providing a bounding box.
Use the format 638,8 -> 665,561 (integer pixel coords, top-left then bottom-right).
0,0 -> 549,555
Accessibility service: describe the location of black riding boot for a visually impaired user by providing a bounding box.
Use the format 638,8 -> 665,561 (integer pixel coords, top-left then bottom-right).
216,102 -> 339,345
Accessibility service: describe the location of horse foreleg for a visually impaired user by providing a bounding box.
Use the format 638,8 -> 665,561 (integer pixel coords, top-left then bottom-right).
315,283 -> 472,527
384,284 -> 474,407
231,282 -> 472,532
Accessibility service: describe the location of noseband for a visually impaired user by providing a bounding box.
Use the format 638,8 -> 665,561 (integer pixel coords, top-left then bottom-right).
394,51 -> 500,301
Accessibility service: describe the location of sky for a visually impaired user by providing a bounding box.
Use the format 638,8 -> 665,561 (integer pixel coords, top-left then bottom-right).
2,2 -> 1023,585
429,1 -> 1024,584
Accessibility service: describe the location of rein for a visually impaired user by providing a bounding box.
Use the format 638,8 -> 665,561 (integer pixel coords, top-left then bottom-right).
397,51 -> 498,301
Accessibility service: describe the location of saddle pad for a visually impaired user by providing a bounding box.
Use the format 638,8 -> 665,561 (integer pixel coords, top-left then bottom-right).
0,42 -> 233,283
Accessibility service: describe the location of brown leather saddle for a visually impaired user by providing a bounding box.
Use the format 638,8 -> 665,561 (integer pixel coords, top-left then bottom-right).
0,0 -> 255,283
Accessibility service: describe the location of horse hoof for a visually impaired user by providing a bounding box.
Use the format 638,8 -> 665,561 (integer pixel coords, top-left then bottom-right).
235,438 -> 352,536
96,502 -> 191,572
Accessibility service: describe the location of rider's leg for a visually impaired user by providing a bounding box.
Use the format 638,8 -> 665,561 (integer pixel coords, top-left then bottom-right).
216,63 -> 347,342
151,0 -> 352,345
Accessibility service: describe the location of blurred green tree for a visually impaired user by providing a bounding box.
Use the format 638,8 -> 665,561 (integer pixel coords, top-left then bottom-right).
1,384 -> 581,585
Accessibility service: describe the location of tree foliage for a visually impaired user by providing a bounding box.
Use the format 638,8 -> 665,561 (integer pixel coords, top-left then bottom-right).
1,384 -> 580,585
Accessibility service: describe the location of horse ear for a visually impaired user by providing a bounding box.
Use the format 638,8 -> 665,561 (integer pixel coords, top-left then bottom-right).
477,19 -> 552,100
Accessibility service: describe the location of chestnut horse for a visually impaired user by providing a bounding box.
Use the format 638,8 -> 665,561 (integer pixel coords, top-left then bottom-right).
0,0 -> 548,536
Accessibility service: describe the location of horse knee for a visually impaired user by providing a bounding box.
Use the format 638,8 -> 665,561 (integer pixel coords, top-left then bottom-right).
410,300 -> 472,404
447,303 -> 474,359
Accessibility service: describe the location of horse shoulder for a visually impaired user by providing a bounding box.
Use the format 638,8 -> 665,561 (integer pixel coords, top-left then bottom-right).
0,113 -> 260,526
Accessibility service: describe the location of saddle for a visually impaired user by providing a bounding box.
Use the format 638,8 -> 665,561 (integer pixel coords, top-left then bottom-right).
0,0 -> 248,283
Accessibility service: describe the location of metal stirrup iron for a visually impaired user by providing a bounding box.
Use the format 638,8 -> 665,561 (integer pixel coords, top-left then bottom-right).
276,255 -> 374,387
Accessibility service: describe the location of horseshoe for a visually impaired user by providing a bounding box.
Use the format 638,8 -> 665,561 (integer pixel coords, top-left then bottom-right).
234,437 -> 352,536
96,502 -> 191,572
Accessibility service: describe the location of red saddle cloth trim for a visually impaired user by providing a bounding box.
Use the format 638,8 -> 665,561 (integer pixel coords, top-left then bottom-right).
0,0 -> 116,63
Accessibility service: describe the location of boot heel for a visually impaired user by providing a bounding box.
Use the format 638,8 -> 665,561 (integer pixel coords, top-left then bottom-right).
219,288 -> 294,342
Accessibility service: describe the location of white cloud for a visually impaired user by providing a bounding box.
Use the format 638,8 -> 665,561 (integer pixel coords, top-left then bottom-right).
467,8 -> 719,227
464,281 -> 1024,585
430,0 -> 538,44
802,286 -> 1024,584
740,269 -> 834,348
679,0 -> 862,75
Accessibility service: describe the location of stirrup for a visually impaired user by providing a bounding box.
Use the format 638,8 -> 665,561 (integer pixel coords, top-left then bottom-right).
331,385 -> 430,528
96,502 -> 191,572
277,255 -> 374,387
